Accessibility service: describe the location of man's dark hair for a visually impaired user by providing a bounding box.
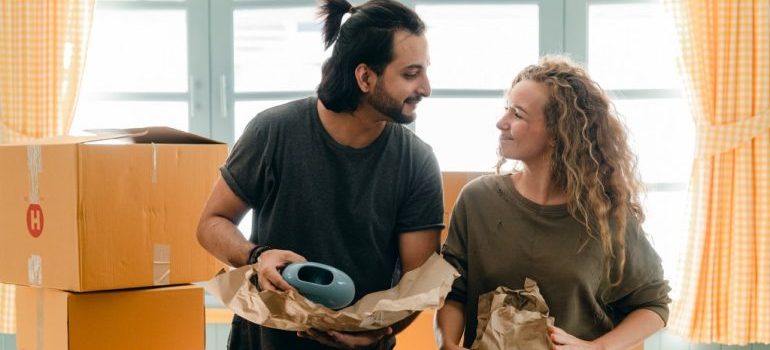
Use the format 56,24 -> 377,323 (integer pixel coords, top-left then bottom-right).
316,0 -> 425,113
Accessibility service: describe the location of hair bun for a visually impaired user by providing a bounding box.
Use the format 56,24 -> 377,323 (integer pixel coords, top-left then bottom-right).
319,0 -> 354,49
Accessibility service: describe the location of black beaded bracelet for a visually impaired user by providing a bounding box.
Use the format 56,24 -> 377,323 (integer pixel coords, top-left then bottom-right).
247,245 -> 274,265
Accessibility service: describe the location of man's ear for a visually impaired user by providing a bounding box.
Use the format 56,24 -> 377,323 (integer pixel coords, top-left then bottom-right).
355,63 -> 375,93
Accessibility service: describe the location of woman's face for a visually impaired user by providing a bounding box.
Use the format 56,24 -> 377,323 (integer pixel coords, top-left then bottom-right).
496,79 -> 552,164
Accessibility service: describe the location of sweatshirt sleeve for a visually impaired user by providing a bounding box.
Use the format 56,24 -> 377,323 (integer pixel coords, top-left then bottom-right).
607,222 -> 672,325
441,188 -> 470,304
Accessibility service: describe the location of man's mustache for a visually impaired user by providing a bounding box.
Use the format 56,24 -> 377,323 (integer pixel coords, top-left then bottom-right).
405,96 -> 422,104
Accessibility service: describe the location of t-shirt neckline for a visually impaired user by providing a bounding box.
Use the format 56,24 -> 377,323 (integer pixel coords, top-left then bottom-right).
309,97 -> 393,154
496,173 -> 570,217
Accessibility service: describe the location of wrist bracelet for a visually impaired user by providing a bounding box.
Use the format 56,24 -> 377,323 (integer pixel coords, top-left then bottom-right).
247,245 -> 274,265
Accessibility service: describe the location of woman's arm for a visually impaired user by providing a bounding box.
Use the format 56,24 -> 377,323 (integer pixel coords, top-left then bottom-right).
550,308 -> 664,350
435,299 -> 467,350
593,308 -> 663,350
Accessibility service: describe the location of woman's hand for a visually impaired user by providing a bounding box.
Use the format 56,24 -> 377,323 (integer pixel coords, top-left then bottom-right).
549,326 -> 606,350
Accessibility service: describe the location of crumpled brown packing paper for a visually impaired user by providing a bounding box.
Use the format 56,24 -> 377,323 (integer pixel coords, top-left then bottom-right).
205,253 -> 459,332
470,278 -> 555,350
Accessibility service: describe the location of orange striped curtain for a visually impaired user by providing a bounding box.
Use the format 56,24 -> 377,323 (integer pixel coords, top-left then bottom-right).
0,0 -> 95,143
0,0 -> 95,334
667,0 -> 770,345
0,284 -> 11,334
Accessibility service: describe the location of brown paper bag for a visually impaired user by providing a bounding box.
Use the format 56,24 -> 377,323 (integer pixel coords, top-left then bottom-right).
470,278 -> 555,350
205,253 -> 459,332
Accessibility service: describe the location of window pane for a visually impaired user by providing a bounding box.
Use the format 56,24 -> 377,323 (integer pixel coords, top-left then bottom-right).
239,211 -> 253,240
81,9 -> 188,92
234,100 -> 291,140
415,98 -> 502,172
70,101 -> 188,135
642,190 -> 689,296
233,8 -> 327,92
614,98 -> 694,184
588,3 -> 681,90
416,4 -> 539,89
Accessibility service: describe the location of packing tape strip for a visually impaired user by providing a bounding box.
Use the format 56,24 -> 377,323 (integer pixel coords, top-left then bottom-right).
151,142 -> 158,184
28,255 -> 43,350
27,145 -> 42,203
153,244 -> 170,285
28,255 -> 42,286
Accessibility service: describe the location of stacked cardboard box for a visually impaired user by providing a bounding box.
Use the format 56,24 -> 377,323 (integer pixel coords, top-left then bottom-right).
15,285 -> 205,350
0,127 -> 228,349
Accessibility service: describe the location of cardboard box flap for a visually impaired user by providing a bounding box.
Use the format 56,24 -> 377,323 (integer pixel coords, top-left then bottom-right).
0,133 -> 133,146
85,126 -> 223,144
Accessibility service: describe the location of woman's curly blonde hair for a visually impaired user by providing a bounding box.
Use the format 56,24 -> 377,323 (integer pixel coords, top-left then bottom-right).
497,55 -> 645,287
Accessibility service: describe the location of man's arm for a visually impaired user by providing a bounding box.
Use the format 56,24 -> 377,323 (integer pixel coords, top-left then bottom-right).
197,176 -> 305,291
196,176 -> 253,267
389,228 -> 441,334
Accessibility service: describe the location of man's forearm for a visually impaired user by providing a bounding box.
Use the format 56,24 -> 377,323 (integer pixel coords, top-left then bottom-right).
197,215 -> 254,267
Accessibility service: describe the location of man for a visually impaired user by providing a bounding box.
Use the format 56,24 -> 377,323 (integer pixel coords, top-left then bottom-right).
196,0 -> 443,348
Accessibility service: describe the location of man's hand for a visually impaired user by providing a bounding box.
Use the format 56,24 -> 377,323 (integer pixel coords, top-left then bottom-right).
297,327 -> 393,349
255,249 -> 306,292
549,326 -> 606,350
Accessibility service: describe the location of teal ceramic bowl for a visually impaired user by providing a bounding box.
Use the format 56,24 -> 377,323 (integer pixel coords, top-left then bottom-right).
281,262 -> 355,310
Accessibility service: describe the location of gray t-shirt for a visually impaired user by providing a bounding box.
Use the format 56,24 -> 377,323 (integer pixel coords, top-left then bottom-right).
221,97 -> 444,350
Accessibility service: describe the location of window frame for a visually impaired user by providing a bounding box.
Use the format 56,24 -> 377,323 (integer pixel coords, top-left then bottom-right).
81,0 -> 688,192
76,0 -> 211,136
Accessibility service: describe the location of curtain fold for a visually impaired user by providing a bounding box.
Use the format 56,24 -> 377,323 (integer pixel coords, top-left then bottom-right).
0,0 -> 95,334
0,0 -> 95,143
667,0 -> 770,345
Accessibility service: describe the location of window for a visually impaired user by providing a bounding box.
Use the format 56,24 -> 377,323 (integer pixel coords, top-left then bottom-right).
587,1 -> 692,293
75,1 -> 693,287
71,0 -> 209,135
414,3 -> 540,172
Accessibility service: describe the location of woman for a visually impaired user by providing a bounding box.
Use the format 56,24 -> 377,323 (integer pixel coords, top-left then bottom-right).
435,56 -> 670,350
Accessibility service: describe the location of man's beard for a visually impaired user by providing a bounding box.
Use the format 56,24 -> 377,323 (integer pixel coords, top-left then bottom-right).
367,81 -> 421,124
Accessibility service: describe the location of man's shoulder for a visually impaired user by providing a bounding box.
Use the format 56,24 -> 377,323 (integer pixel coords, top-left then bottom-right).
389,124 -> 434,154
255,97 -> 315,126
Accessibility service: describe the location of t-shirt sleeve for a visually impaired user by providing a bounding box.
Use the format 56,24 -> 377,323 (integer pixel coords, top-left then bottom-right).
220,116 -> 275,209
441,189 -> 469,304
607,222 -> 672,325
394,150 -> 445,233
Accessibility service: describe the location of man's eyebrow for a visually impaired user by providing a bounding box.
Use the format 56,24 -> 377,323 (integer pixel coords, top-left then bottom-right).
402,64 -> 424,70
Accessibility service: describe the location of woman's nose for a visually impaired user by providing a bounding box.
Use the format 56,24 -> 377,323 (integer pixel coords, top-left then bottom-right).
496,115 -> 508,130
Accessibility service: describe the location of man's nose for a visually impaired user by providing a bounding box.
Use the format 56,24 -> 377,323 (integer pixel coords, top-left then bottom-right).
419,77 -> 431,97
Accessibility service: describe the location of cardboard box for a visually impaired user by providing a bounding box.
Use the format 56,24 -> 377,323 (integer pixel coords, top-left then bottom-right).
0,127 -> 227,291
16,284 -> 205,350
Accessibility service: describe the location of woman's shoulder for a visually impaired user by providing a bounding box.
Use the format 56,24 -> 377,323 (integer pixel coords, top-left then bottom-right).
458,173 -> 506,199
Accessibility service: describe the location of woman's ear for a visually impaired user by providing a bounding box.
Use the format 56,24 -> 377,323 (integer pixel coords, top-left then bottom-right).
355,63 -> 374,93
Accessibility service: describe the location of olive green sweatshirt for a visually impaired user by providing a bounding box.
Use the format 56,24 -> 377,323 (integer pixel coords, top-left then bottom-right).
441,174 -> 670,347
